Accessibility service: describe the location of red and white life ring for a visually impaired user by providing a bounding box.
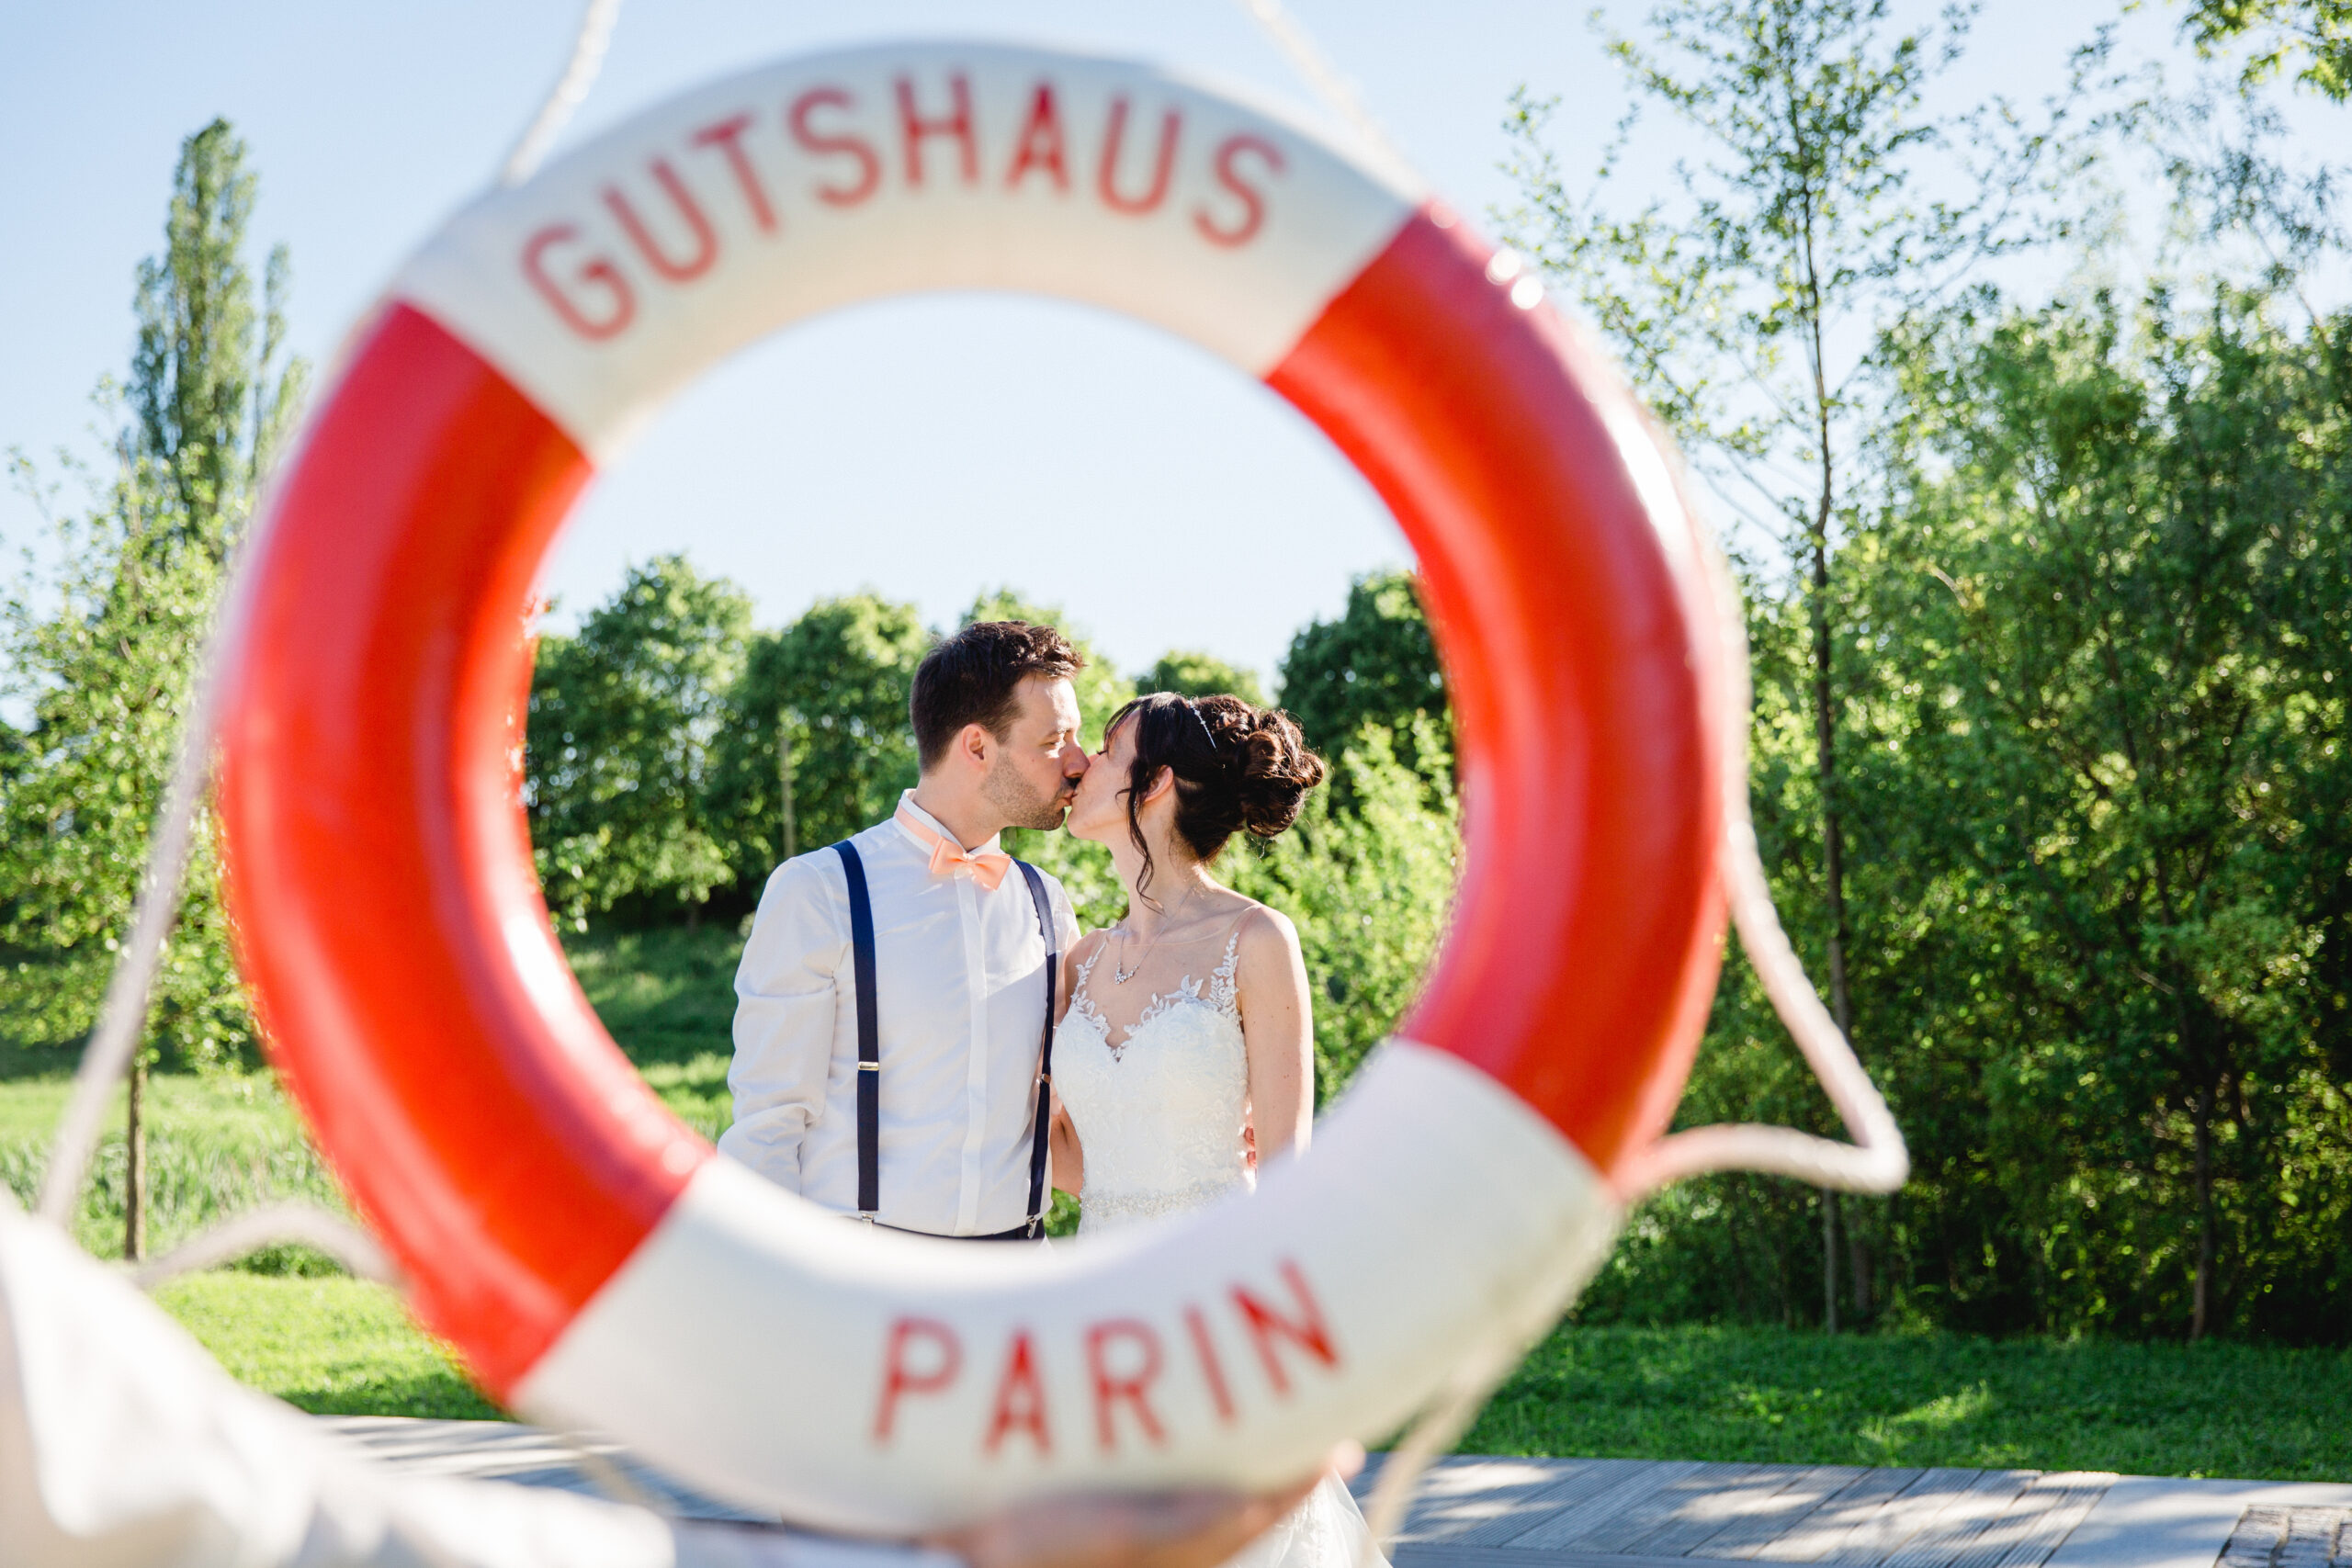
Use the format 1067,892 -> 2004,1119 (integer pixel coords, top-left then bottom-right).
216,42 -> 1726,1533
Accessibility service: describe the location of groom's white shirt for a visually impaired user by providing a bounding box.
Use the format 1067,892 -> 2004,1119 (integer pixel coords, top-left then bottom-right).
719,791 -> 1080,1235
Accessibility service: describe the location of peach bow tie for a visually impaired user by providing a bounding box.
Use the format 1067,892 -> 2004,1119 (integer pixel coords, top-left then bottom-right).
896,807 -> 1012,891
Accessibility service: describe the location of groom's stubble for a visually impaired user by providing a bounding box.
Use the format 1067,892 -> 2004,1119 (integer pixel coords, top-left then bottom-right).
981,751 -> 1080,832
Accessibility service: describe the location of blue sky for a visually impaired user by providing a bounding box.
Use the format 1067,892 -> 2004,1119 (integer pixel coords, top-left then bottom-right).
4,0 -> 2336,686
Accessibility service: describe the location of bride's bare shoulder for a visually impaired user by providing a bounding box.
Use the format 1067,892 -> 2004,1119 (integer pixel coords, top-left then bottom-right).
1230,902 -> 1302,967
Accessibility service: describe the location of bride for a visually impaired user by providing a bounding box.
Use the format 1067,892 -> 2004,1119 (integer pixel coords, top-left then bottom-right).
1049,690 -> 1386,1568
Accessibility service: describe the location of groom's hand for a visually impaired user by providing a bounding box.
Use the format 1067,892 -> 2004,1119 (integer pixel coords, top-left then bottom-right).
931,1447 -> 1363,1568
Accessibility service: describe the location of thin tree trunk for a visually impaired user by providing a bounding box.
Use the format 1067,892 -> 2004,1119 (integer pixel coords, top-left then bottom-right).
2190,1078 -> 2214,1341
1812,533 -> 1853,1038
1822,1190 -> 1840,1334
123,1055 -> 146,1262
1803,215 -> 1853,1338
1849,1228 -> 1872,1319
778,711 -> 798,864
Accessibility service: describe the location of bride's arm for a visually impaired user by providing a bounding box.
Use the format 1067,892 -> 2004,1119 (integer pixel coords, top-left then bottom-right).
1236,907 -> 1314,1164
1050,1095 -> 1083,1195
1048,931 -> 1102,1195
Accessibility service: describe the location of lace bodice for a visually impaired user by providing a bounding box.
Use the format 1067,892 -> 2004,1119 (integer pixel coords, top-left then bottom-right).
1056,932 -> 1252,1233
1053,922 -> 1392,1568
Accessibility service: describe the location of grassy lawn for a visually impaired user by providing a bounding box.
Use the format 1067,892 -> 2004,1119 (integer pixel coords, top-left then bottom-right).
9,924 -> 2350,1480
1468,1322 -> 2352,1482
154,1271 -> 499,1419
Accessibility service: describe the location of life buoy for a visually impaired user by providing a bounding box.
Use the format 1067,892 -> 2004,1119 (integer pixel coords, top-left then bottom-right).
216,42 -> 1726,1532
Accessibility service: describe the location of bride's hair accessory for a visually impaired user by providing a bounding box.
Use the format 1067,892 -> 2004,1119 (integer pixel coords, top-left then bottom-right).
1105,691 -> 1329,905
1183,697 -> 1222,753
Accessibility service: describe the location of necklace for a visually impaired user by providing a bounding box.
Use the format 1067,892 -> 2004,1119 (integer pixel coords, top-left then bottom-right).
1112,886 -> 1204,984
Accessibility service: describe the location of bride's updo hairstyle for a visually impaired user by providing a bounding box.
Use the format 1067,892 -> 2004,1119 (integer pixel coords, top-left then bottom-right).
1112,691 -> 1328,905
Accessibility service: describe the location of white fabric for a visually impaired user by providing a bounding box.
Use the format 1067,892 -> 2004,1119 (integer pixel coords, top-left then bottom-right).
719,793 -> 1080,1236
1057,932 -> 1386,1568
0,1197 -> 958,1568
1058,934 -> 1254,1233
391,43 -> 1419,461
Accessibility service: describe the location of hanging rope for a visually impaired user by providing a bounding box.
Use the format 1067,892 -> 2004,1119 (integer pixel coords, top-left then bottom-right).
130,1201 -> 394,1290
36,592 -> 232,1228
501,0 -> 627,187
1229,0 -> 1415,182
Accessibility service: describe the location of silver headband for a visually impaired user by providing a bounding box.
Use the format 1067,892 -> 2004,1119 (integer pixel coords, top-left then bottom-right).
1182,697 -> 1221,751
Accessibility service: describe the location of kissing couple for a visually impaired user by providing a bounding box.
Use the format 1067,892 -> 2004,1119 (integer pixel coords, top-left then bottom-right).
718,619 -> 1382,1568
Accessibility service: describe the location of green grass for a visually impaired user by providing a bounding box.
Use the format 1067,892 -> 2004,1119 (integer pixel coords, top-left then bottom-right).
0,1066 -> 348,1264
12,927 -> 2351,1479
153,1272 -> 500,1419
1467,1322 -> 2352,1482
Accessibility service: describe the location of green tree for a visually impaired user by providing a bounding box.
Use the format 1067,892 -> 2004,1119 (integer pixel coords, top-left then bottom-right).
965,590 -> 1136,927
130,118 -> 305,529
1503,0 -> 2077,1329
707,593 -> 929,883
1854,282 -> 2352,1341
1275,571 -> 1450,789
526,556 -> 752,928
1227,717 -> 1460,1101
1137,649 -> 1267,706
0,118 -> 304,1075
2184,0 -> 2352,99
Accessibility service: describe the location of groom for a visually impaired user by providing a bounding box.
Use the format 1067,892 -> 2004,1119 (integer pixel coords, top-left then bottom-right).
718,621 -> 1088,1239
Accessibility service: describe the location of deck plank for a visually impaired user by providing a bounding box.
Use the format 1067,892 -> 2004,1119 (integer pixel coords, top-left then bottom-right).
1882,1472 -> 2039,1568
1450,1459 -> 1661,1547
1373,1458 -> 1598,1545
1688,1467 -> 1872,1561
1818,1470 -> 1990,1565
1575,1465 -> 1770,1556
2277,1506 -> 2347,1568
1505,1461 -> 1710,1551
1980,1477 -> 2120,1568
1632,1466 -> 1821,1559
1752,1468 -> 1930,1562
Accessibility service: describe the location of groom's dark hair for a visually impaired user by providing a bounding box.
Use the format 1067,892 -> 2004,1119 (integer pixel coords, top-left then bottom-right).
912,620 -> 1083,769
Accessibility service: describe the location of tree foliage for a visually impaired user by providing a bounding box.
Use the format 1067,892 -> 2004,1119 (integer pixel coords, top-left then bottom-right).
526,556 -> 751,928
1276,570 -> 1450,789
2185,0 -> 2352,100
708,593 -> 930,880
1138,649 -> 1267,706
1860,284 -> 2349,1339
1583,275 -> 2352,1347
1227,717 -> 1459,1101
0,118 -> 303,1069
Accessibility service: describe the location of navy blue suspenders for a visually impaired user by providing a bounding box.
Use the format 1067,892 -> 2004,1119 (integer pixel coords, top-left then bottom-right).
831,840 -> 1059,1239
831,841 -> 883,1218
1014,860 -> 1058,1240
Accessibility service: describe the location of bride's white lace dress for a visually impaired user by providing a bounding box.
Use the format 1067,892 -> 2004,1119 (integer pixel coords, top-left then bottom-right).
1057,931 -> 1387,1568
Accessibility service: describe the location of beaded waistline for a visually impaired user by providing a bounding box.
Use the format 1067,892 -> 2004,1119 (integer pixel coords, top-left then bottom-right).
1080,1175 -> 1251,1232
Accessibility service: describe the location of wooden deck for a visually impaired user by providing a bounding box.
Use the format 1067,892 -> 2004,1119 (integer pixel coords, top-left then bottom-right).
1363,1456 -> 2126,1567
314,1419 -> 2352,1568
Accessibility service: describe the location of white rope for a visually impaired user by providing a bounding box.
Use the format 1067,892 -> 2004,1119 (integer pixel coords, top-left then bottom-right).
500,0 -> 626,187
130,1201 -> 395,1290
36,615 -> 231,1227
1228,0 -> 1415,182
1616,532 -> 1910,1200
1355,1329 -> 1523,1563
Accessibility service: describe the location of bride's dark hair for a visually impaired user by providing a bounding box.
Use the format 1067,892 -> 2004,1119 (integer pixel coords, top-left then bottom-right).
1110,692 -> 1328,907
